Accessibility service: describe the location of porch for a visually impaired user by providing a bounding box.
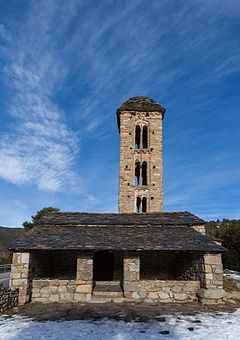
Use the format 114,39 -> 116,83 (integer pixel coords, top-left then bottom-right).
10,249 -> 221,304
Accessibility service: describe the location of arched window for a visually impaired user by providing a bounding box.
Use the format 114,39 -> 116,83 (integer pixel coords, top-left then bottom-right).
136,197 -> 141,214
142,161 -> 147,185
135,161 -> 140,186
135,125 -> 141,149
142,197 -> 147,213
142,126 -> 148,149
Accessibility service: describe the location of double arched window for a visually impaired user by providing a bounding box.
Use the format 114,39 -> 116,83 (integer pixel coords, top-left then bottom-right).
136,196 -> 148,213
135,161 -> 147,186
135,125 -> 148,149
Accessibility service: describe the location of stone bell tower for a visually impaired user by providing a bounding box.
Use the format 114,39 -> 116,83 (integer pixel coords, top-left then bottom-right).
117,96 -> 166,213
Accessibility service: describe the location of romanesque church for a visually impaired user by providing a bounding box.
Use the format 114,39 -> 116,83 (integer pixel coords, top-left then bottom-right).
9,96 -> 225,305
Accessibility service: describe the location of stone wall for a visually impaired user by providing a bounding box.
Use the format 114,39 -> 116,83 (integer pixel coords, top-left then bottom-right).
124,280 -> 200,303
32,279 -> 92,303
192,225 -> 206,235
196,253 -> 226,304
0,287 -> 18,312
118,110 -> 163,213
10,252 -> 31,305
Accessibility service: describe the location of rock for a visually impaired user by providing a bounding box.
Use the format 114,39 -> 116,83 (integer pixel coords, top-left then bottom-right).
198,288 -> 226,299
228,299 -> 237,304
139,291 -> 147,299
33,280 -> 49,289
148,292 -> 158,299
49,295 -> 59,302
76,285 -> 92,293
231,291 -> 240,300
188,327 -> 194,331
154,316 -> 166,322
158,292 -> 169,300
173,293 -> 188,301
132,292 -> 140,299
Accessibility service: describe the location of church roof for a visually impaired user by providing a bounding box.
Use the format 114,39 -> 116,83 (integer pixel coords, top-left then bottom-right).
9,225 -> 224,252
36,211 -> 205,226
117,96 -> 166,113
116,96 -> 166,129
9,211 -> 224,253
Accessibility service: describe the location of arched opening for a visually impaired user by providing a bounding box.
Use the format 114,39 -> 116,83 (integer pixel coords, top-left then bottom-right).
135,125 -> 141,149
136,196 -> 141,214
142,197 -> 147,213
142,161 -> 147,185
135,161 -> 140,186
142,126 -> 148,149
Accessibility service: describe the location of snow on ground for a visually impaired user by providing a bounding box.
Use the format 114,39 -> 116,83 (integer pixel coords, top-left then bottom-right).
1,309 -> 240,340
224,269 -> 240,281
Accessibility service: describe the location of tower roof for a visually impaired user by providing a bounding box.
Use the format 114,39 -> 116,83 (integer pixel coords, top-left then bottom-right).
116,96 -> 166,129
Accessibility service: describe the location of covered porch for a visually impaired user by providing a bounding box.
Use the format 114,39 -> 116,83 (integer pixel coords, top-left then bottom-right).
9,212 -> 226,304
10,249 -> 223,304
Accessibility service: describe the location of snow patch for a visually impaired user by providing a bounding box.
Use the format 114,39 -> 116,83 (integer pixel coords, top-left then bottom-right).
0,310 -> 240,339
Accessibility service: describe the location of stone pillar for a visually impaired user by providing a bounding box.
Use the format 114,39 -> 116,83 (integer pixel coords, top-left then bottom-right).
197,253 -> 226,304
75,252 -> 93,301
10,252 -> 31,305
123,252 -> 140,298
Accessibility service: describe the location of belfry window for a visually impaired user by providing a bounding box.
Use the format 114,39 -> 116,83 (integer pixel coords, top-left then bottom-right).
142,197 -> 147,212
142,126 -> 148,148
136,197 -> 141,213
142,161 -> 147,185
136,196 -> 148,213
135,161 -> 140,186
135,126 -> 141,149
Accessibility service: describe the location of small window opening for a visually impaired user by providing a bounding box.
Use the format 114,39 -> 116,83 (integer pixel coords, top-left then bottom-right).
153,165 -> 156,169
136,197 -> 141,213
135,125 -> 141,149
135,161 -> 140,186
142,197 -> 147,212
142,161 -> 147,185
142,126 -> 148,148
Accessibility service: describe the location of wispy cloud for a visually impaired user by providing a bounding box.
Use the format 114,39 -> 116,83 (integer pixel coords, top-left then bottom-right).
0,2 -> 79,192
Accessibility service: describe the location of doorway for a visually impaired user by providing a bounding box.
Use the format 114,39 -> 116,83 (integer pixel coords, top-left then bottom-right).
93,251 -> 114,281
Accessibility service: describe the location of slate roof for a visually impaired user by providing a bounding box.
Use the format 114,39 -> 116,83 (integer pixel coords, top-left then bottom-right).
116,96 -> 166,129
37,211 -> 205,226
9,225 -> 225,252
9,211 -> 224,253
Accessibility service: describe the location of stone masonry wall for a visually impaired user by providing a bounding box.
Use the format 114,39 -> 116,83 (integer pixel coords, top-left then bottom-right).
118,110 -> 163,213
125,281 -> 200,303
123,252 -> 200,302
196,253 -> 226,304
76,252 -> 93,281
192,225 -> 206,235
10,252 -> 31,305
32,279 -> 92,303
0,287 -> 18,312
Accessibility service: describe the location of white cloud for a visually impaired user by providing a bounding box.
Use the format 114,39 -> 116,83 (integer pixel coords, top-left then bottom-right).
0,3 -> 79,192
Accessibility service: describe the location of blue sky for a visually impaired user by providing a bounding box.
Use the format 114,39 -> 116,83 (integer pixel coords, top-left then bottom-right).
0,0 -> 239,227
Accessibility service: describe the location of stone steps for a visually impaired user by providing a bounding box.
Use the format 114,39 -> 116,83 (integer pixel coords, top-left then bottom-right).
91,296 -> 125,303
93,281 -> 123,298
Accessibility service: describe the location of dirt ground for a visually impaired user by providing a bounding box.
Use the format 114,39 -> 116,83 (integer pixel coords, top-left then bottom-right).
4,301 -> 240,322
